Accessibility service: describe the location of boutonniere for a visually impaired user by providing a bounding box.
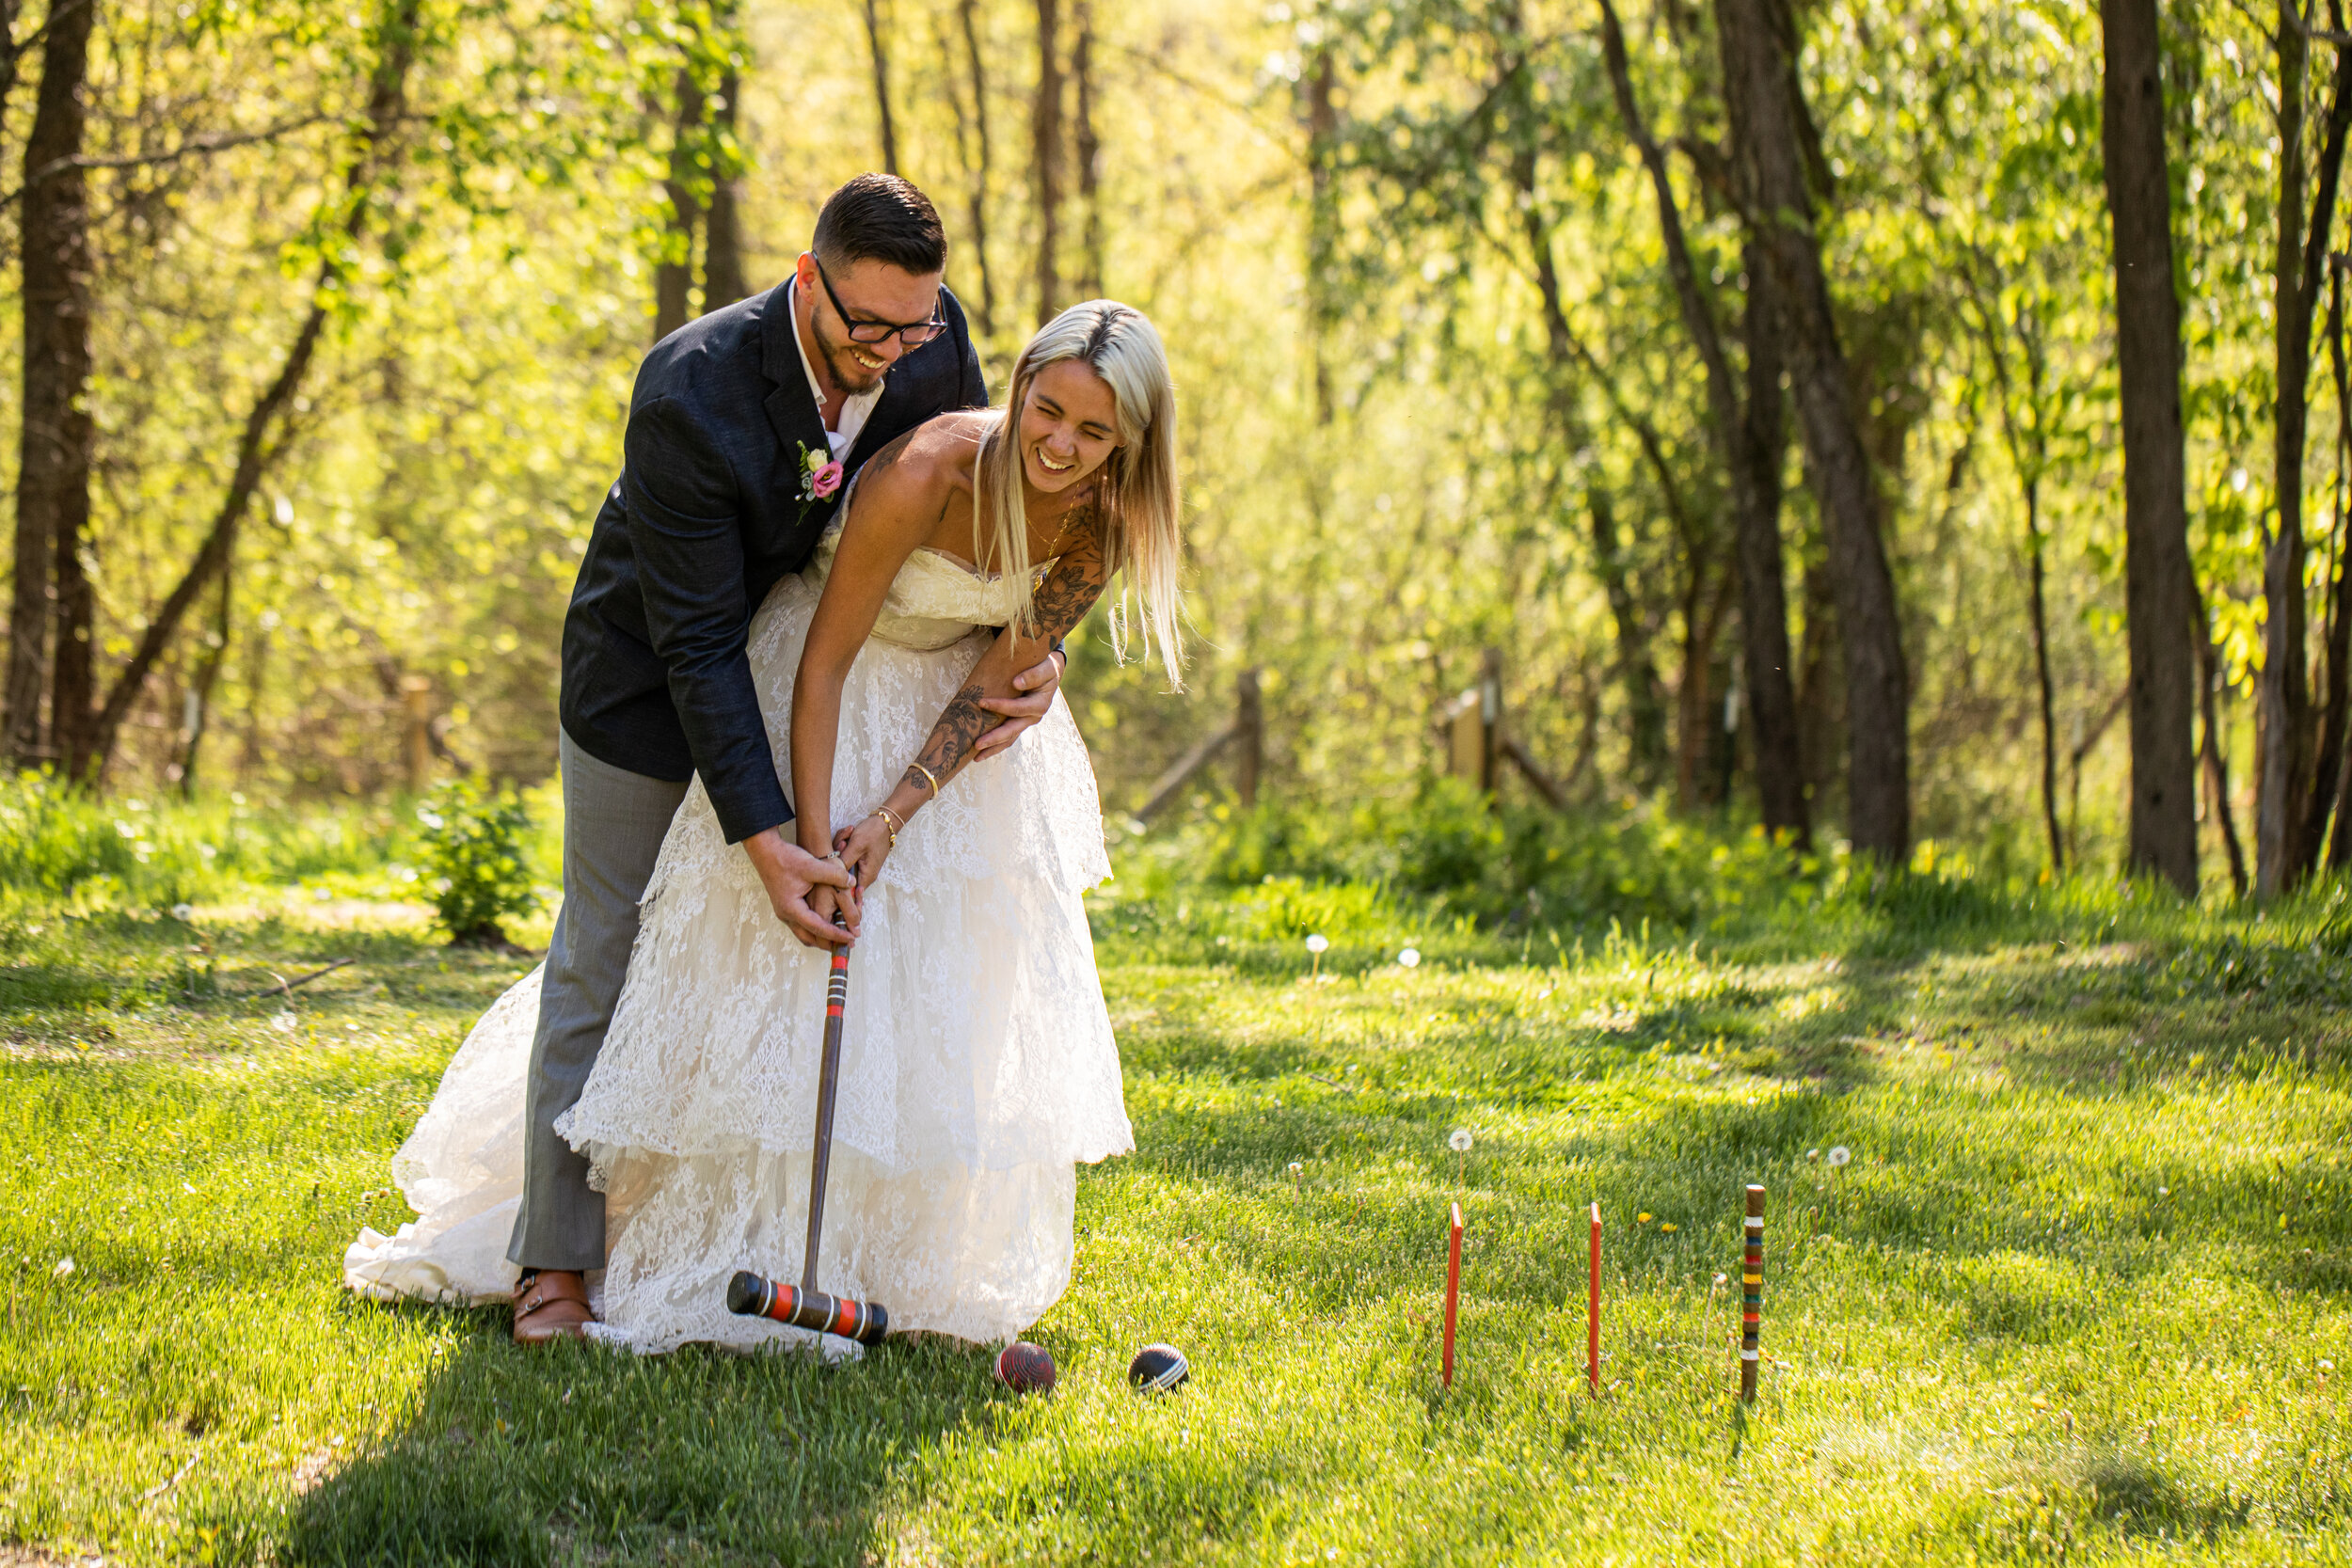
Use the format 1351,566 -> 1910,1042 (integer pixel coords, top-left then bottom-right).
797,441 -> 844,520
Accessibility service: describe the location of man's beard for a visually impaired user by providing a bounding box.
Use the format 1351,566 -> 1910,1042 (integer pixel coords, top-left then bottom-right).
818,324 -> 891,395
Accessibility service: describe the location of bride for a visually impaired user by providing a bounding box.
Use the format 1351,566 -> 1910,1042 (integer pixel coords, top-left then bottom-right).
347,300 -> 1182,1353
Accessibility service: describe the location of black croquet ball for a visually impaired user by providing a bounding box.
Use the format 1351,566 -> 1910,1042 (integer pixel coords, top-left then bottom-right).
993,1340 -> 1057,1393
1128,1342 -> 1189,1392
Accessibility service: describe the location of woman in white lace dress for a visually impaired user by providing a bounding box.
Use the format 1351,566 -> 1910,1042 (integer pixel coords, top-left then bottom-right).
347,300 -> 1182,1353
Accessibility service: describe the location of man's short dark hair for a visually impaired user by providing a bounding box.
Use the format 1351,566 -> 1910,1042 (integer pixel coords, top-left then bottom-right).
812,174 -> 947,276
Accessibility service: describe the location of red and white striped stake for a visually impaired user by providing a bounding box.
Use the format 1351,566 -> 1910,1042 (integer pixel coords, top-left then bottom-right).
1442,1201 -> 1464,1388
1740,1183 -> 1765,1404
1586,1202 -> 1602,1392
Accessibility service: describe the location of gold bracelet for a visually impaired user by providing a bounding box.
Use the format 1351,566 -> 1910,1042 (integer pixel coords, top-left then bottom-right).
910,762 -> 942,799
870,805 -> 903,846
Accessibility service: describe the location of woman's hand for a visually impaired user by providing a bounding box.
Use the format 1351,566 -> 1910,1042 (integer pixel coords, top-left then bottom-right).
805,862 -> 860,939
833,814 -> 896,892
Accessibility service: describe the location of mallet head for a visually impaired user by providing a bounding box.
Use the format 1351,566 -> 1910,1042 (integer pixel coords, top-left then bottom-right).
726,1270 -> 889,1346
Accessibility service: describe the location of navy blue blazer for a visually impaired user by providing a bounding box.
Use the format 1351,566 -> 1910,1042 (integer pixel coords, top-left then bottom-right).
559,280 -> 987,843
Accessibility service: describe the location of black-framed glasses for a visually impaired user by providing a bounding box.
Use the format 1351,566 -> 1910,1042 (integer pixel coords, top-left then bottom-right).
813,257 -> 947,346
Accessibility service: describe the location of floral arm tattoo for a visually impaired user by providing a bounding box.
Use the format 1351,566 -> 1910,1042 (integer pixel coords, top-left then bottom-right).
902,488 -> 1111,797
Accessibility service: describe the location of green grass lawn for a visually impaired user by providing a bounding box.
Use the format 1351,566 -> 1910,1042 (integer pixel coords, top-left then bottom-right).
3,870 -> 2349,1564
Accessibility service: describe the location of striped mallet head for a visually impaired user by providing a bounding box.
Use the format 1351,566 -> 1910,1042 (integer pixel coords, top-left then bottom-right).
726,1270 -> 889,1346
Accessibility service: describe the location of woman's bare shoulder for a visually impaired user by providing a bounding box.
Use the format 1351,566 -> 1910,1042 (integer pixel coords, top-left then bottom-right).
855,412 -> 986,519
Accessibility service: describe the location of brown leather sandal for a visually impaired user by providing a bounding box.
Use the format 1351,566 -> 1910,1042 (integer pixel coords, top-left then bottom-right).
512,1268 -> 596,1345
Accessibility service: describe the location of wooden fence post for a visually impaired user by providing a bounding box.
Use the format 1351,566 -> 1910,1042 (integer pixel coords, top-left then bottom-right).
1480,647 -> 1502,795
1135,666 -> 1266,823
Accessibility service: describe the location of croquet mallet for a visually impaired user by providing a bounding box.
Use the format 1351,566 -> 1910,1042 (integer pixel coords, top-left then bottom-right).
726,916 -> 889,1345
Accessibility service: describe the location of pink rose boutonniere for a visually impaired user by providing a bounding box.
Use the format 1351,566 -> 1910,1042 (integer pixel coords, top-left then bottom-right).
797,442 -> 844,519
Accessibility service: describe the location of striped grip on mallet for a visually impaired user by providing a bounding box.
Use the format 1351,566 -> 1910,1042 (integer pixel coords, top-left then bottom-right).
826,948 -> 850,1018
726,1270 -> 889,1345
1739,1183 -> 1764,1403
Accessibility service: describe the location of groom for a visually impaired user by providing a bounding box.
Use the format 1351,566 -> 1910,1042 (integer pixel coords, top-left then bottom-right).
509,174 -> 1067,1343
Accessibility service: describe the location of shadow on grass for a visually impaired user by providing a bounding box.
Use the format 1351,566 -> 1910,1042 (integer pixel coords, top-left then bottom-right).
284,1308 -> 1000,1567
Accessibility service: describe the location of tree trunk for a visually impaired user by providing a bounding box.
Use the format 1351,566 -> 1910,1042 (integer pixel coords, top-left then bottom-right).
2259,0 -> 2313,894
1031,0 -> 1061,325
654,68 -> 705,343
1735,251 -> 1809,845
2100,0 -> 2200,894
702,67 -> 750,309
1714,0 -> 1908,861
2288,35 -> 2352,877
10,0 -> 99,768
862,0 -> 899,175
1596,0 -> 1806,843
2303,259 -> 2352,871
953,0 -> 998,338
1072,0 -> 1101,299
72,0 -> 421,782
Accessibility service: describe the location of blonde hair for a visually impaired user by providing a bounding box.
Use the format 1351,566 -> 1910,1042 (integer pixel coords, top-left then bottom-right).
973,299 -> 1184,688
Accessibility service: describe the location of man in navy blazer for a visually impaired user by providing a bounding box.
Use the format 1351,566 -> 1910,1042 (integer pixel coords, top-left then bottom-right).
510,176 -> 1067,1342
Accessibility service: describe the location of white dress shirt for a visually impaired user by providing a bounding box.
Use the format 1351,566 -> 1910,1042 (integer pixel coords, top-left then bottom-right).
788,278 -> 884,463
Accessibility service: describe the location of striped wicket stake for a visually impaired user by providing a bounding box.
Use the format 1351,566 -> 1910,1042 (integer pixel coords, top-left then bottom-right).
1586,1202 -> 1602,1392
1739,1184 -> 1765,1403
1441,1202 -> 1464,1389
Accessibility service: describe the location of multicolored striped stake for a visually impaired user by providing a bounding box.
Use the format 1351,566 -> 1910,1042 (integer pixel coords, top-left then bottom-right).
1441,1202 -> 1464,1388
1586,1202 -> 1602,1392
1739,1183 -> 1765,1404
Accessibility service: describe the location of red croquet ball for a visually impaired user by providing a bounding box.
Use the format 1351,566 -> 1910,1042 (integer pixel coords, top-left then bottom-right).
993,1340 -> 1057,1394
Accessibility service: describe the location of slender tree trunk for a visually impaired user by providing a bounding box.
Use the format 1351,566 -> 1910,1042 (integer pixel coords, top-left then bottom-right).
702,68 -> 750,309
1306,50 -> 1339,424
2100,0 -> 2200,893
1589,487 -> 1671,785
954,0 -> 998,338
654,69 -> 705,343
2024,475 -> 2064,871
177,565 -> 231,799
862,0 -> 898,175
1072,0 -> 1101,298
2196,584 -> 2250,895
10,0 -> 99,768
1597,0 -> 1806,843
1715,0 -> 1908,861
1032,0 -> 1062,325
73,0 -> 421,782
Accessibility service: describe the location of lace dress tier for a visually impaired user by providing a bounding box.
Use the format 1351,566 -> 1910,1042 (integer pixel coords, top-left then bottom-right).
345,515 -> 1132,1354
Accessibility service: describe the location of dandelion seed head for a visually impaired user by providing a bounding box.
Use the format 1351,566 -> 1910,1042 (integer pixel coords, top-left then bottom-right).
52,1257 -> 73,1278
1397,946 -> 1421,968
1806,1148 -> 1820,1162
1449,1129 -> 1473,1152
1827,1146 -> 1852,1167
170,903 -> 194,922
272,1012 -> 297,1034
1305,933 -> 1329,953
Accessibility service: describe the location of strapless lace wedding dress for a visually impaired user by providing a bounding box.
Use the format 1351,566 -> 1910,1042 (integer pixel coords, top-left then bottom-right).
344,516 -> 1133,1353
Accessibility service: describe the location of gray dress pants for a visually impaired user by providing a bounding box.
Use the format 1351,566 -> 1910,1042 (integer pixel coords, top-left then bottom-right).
506,731 -> 691,1272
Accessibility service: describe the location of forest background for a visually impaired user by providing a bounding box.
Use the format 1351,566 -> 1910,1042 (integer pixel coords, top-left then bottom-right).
0,0 -> 2336,899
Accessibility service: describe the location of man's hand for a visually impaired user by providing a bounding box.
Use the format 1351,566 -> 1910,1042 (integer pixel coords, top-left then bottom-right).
973,649 -> 1065,761
741,828 -> 858,947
